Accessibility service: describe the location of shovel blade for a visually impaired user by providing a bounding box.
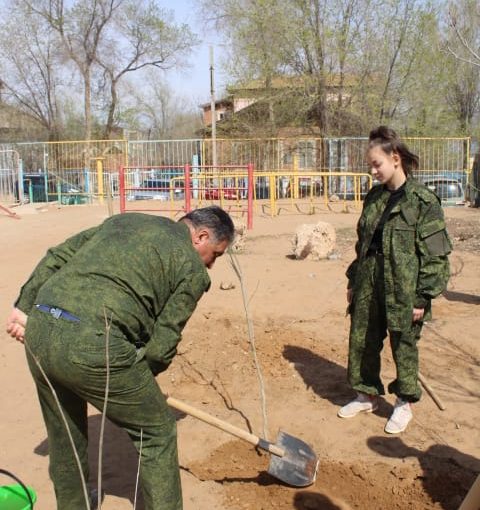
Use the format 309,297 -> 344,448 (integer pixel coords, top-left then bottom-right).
267,430 -> 319,487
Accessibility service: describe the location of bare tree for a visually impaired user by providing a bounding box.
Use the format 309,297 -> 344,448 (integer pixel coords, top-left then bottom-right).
25,0 -> 124,140
96,0 -> 198,139
323,0 -> 372,132
275,0 -> 374,134
443,0 -> 480,131
446,0 -> 480,67
287,0 -> 331,134
119,75 -> 202,139
0,3 -> 64,140
372,0 -> 434,123
445,66 -> 480,131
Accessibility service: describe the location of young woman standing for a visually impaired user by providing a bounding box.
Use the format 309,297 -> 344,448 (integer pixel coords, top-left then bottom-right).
338,126 -> 451,434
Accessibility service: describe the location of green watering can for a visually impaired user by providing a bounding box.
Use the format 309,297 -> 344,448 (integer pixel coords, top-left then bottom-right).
0,469 -> 37,509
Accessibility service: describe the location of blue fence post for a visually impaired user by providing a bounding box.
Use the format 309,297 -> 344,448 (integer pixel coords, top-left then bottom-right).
134,169 -> 140,188
28,180 -> 33,203
18,159 -> 24,202
44,172 -> 49,203
84,168 -> 91,203
43,149 -> 49,203
192,154 -> 199,199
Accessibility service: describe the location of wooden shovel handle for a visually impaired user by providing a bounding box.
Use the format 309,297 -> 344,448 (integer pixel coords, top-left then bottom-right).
166,396 -> 284,457
418,372 -> 446,411
0,204 -> 20,219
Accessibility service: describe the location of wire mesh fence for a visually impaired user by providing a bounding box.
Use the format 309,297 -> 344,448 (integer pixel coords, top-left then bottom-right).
0,149 -> 21,204
0,136 -> 470,208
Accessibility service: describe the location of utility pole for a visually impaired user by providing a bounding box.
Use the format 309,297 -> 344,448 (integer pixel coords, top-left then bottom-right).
209,46 -> 217,168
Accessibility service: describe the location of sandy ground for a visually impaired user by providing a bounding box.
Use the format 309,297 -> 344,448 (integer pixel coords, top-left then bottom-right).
1,200 -> 479,510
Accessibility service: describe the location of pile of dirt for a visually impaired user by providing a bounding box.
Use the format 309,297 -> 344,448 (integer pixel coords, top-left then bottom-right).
188,439 -> 475,510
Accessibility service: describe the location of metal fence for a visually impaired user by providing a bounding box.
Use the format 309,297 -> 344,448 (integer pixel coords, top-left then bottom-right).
119,164 -> 254,227
0,136 -> 470,207
0,149 -> 21,203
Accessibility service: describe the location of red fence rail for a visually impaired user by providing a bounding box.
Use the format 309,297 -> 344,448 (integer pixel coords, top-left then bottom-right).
119,164 -> 254,229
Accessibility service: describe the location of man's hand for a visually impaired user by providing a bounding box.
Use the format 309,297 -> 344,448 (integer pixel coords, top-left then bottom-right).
6,308 -> 28,343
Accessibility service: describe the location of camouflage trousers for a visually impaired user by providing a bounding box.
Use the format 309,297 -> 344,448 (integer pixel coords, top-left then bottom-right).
348,255 -> 422,403
24,307 -> 182,510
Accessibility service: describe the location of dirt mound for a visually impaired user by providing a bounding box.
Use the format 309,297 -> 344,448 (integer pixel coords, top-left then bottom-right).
188,439 -> 475,509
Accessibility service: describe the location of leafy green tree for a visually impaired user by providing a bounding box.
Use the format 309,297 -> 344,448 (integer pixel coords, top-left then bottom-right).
200,0 -> 472,137
200,0 -> 290,133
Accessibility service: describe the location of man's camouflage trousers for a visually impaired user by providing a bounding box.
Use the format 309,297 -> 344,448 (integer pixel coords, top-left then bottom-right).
348,254 -> 422,402
24,307 -> 182,510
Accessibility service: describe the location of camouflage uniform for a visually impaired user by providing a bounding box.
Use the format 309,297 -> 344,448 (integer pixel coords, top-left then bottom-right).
15,213 -> 211,510
346,178 -> 451,402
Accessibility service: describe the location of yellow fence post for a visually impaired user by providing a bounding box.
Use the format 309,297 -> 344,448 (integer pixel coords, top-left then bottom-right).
309,178 -> 314,214
96,157 -> 105,204
289,175 -> 295,208
269,173 -> 276,217
293,153 -> 299,199
323,175 -> 328,207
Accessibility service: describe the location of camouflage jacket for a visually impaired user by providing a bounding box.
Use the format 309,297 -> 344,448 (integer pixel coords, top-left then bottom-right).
15,213 -> 211,373
346,178 -> 451,330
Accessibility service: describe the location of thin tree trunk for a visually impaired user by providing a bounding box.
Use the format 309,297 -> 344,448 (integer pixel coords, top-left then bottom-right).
84,67 -> 92,141
315,74 -> 328,135
103,76 -> 117,139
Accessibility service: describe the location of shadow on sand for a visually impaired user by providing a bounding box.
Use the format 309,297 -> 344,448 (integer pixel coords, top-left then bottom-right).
293,491 -> 344,509
282,345 -> 393,419
367,436 -> 480,510
442,289 -> 480,305
282,345 -> 349,407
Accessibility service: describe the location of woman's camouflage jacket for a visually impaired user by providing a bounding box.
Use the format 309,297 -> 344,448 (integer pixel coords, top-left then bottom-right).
346,178 -> 451,331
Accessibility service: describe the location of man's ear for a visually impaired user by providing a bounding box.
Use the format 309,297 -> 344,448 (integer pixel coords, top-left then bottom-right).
193,228 -> 210,246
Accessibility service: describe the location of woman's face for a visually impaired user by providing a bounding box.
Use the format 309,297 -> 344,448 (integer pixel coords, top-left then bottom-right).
367,145 -> 405,189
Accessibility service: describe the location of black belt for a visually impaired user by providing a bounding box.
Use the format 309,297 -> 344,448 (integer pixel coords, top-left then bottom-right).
36,304 -> 80,322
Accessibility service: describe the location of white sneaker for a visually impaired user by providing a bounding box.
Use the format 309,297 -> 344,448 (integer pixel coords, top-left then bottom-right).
337,393 -> 378,418
384,398 -> 413,434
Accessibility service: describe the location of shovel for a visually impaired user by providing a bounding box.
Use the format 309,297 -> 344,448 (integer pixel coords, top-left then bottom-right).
166,396 -> 319,487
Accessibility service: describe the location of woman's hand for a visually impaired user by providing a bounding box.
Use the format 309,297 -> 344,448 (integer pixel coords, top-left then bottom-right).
412,307 -> 425,323
6,308 -> 28,343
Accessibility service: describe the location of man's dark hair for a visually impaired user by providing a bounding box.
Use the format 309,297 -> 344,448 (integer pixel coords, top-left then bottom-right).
180,206 -> 235,243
